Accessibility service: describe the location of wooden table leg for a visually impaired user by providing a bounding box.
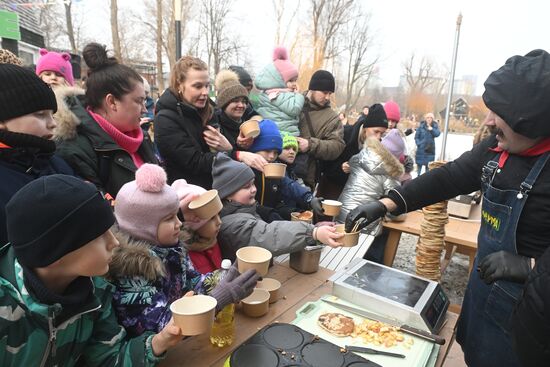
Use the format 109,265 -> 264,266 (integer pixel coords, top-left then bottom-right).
383,229 -> 402,266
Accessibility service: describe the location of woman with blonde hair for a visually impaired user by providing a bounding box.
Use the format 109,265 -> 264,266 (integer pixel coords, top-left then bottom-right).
155,56 -> 233,188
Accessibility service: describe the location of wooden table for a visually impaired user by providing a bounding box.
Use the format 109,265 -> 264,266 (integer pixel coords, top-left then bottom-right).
382,210 -> 480,273
160,262 -> 459,367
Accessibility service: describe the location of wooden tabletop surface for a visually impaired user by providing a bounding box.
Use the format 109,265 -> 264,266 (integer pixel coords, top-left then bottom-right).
159,262 -> 458,367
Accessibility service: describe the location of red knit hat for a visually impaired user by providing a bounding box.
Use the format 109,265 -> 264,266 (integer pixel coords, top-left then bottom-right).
272,46 -> 298,83
384,100 -> 401,122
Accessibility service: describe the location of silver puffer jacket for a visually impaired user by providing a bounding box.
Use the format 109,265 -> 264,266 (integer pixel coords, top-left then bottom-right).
336,138 -> 404,234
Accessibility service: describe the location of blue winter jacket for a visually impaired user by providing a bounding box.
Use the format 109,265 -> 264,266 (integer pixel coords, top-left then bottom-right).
414,121 -> 441,165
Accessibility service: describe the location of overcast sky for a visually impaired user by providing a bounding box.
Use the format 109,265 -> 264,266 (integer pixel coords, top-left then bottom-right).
80,0 -> 549,95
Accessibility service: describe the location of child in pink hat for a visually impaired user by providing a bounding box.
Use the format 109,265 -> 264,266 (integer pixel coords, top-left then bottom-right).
107,163 -> 259,336
173,179 -> 224,274
36,48 -> 74,87
253,46 -> 304,136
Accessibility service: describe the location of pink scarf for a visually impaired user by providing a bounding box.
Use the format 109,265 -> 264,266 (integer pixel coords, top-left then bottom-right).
87,108 -> 144,168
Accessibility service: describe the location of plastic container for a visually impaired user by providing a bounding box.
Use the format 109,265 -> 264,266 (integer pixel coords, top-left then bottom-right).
289,245 -> 323,273
210,259 -> 235,347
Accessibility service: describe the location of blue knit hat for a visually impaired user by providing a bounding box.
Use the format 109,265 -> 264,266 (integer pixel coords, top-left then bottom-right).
249,119 -> 283,154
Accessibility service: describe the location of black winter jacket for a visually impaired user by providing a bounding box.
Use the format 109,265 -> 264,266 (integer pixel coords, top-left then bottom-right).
512,246 -> 550,367
388,134 -> 550,258
55,93 -> 158,197
154,89 -> 217,188
0,131 -> 73,245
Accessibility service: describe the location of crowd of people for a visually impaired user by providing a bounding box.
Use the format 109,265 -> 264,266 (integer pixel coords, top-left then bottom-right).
1,42 -> 549,367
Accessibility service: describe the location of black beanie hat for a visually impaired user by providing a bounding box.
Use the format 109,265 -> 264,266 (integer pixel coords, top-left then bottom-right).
362,103 -> 388,129
483,49 -> 550,139
0,64 -> 57,122
229,65 -> 253,88
308,70 -> 335,92
6,175 -> 115,268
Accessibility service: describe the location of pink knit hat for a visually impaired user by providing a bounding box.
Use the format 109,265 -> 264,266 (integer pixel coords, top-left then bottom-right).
115,164 -> 179,244
272,46 -> 298,83
381,129 -> 405,159
36,48 -> 74,86
384,100 -> 401,122
171,179 -> 210,230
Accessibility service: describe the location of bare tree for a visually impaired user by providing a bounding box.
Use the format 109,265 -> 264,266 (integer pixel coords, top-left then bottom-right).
402,53 -> 437,95
272,0 -> 301,45
156,0 -> 164,91
200,0 -> 247,75
142,0 -> 193,69
63,1 -> 78,54
309,0 -> 355,68
110,0 -> 123,61
38,3 -> 63,49
341,13 -> 378,114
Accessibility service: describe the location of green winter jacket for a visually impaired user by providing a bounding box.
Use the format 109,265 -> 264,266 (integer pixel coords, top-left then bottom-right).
0,244 -> 163,367
254,64 -> 304,136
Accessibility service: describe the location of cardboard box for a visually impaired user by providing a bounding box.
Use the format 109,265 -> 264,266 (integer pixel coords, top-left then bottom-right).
448,195 -> 473,219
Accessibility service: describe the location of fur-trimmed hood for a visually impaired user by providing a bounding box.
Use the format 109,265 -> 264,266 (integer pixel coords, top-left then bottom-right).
106,226 -> 169,282
52,86 -> 86,140
363,137 -> 404,179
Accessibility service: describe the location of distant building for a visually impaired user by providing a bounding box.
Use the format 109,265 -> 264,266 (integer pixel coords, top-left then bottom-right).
0,1 -> 44,64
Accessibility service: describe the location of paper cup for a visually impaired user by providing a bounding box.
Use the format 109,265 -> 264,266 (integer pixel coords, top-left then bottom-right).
335,224 -> 360,247
255,278 -> 281,304
264,163 -> 286,178
188,190 -> 223,220
170,295 -> 217,335
240,119 -> 261,138
241,288 -> 270,317
322,200 -> 342,216
250,115 -> 263,122
236,246 -> 272,276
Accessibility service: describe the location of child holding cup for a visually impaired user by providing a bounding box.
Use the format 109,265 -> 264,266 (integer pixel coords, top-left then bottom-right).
107,163 -> 259,336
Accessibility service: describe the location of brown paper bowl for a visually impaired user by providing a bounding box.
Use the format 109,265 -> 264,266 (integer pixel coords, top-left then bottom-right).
322,200 -> 342,216
335,224 -> 360,247
264,163 -> 287,178
241,288 -> 270,317
291,211 -> 313,224
250,115 -> 263,122
236,246 -> 272,276
256,278 -> 281,304
240,119 -> 261,138
188,189 -> 222,220
170,295 -> 217,335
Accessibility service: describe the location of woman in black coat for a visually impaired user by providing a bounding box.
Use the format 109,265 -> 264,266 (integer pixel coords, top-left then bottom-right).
155,56 -> 233,188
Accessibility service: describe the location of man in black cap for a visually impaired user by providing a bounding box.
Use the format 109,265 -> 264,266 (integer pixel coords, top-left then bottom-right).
345,50 -> 550,367
228,65 -> 258,121
295,70 -> 345,190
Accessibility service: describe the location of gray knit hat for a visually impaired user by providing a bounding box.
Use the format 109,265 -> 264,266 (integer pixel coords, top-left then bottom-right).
212,153 -> 255,199
215,69 -> 248,110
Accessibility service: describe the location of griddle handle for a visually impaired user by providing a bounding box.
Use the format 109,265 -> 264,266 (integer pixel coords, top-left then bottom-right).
400,324 -> 446,345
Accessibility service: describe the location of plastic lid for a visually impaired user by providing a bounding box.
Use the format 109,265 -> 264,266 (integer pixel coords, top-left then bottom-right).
221,259 -> 232,270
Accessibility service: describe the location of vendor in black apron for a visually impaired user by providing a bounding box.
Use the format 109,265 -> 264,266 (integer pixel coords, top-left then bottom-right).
345,49 -> 550,367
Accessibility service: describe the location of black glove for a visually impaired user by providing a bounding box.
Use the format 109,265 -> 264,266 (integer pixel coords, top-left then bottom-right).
478,250 -> 531,284
310,197 -> 324,216
210,267 -> 260,311
345,201 -> 387,233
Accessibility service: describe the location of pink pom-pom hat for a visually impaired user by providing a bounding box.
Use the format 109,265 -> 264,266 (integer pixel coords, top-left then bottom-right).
384,100 -> 401,122
115,164 -> 180,244
272,46 -> 298,83
36,48 -> 74,86
171,179 -> 210,231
